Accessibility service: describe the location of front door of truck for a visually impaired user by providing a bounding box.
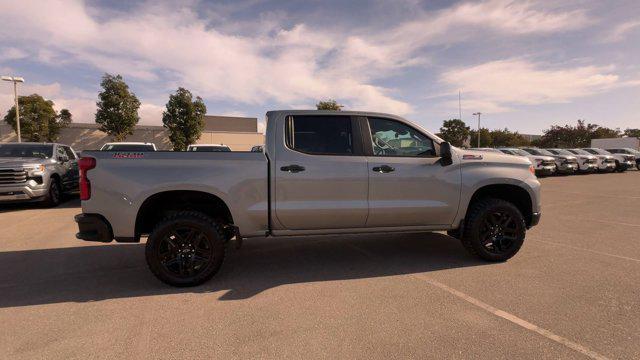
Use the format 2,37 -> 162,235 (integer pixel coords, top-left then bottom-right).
274,114 -> 368,230
364,117 -> 461,227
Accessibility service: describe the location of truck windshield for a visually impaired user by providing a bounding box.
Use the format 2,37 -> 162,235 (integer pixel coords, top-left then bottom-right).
584,148 -> 610,155
525,149 -> 554,156
101,144 -> 155,151
508,149 -> 530,156
188,146 -> 231,152
568,149 -> 590,155
549,149 -> 573,156
0,144 -> 53,158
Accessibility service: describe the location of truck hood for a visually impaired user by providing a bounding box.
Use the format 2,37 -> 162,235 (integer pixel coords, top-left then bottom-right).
573,154 -> 597,160
550,155 -> 577,161
0,157 -> 52,168
593,154 -> 614,160
457,149 -> 532,166
525,155 -> 555,162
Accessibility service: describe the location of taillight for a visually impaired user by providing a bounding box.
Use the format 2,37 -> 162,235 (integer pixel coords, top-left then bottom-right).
79,157 -> 96,200
529,165 -> 536,176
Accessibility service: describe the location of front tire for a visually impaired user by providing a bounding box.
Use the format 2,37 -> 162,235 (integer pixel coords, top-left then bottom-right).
145,211 -> 226,287
460,199 -> 526,262
43,179 -> 62,207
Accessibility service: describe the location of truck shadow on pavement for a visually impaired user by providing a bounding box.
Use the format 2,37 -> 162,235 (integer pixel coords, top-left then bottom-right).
0,232 -> 486,308
0,197 -> 80,213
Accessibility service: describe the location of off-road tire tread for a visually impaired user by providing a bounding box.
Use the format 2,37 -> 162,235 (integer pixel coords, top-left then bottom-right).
146,211 -> 226,287
460,198 -> 526,262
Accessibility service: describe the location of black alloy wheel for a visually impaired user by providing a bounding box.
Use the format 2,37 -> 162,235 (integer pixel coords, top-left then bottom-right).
460,198 -> 526,262
157,225 -> 214,279
146,211 -> 226,287
478,210 -> 519,255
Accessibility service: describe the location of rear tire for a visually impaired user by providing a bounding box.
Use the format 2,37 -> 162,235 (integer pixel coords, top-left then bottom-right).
460,198 -> 526,262
145,211 -> 226,287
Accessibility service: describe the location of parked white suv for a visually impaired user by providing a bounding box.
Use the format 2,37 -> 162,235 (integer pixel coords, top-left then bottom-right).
498,148 -> 556,176
522,148 -> 578,174
582,148 -> 634,172
547,149 -> 597,173
605,148 -> 640,170
567,149 -> 615,172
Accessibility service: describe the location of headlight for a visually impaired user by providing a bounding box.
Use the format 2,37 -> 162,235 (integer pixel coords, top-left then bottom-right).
26,164 -> 46,176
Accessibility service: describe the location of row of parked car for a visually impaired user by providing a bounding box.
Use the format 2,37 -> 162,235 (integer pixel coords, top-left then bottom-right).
471,147 -> 640,176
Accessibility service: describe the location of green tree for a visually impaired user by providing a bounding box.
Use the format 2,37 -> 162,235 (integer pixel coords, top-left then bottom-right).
162,87 -> 207,151
591,126 -> 620,139
439,119 -> 470,147
3,94 -> 72,142
624,128 -> 640,138
469,128 -> 492,147
316,99 -> 342,110
95,73 -> 141,141
534,120 -> 619,148
489,128 -> 531,147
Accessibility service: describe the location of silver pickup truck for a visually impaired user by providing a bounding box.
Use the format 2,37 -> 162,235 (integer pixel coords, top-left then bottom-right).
75,110 -> 541,286
0,142 -> 79,206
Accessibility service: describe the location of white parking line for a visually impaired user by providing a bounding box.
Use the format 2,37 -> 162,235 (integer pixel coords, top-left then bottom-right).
414,275 -> 611,360
347,243 -> 611,360
583,218 -> 640,228
532,239 -> 640,263
544,190 -> 640,200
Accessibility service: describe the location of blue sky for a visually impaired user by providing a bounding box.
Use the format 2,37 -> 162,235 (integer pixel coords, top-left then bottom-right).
0,0 -> 639,134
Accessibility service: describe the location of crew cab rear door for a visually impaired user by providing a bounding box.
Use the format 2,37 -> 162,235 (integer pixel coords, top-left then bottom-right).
364,116 -> 461,227
273,114 -> 368,231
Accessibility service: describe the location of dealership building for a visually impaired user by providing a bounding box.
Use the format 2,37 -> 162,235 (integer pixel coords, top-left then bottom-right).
0,115 -> 264,151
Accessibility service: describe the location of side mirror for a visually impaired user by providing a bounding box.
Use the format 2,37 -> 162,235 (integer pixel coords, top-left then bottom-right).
59,154 -> 69,163
440,142 -> 453,166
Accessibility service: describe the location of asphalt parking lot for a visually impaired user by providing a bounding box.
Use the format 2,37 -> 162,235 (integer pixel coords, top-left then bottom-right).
1,172 -> 639,359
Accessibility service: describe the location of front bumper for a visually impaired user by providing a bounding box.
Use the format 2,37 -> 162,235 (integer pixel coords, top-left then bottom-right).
529,212 -> 541,228
578,163 -> 598,172
0,183 -> 48,203
598,162 -> 616,171
75,213 -> 113,243
535,166 -> 556,176
556,163 -> 578,173
619,161 -> 634,170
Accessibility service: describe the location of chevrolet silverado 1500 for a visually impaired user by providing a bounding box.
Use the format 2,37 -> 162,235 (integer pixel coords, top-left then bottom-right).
75,110 -> 541,286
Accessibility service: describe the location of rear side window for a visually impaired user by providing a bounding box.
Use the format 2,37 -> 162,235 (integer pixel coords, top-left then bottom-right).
286,115 -> 353,155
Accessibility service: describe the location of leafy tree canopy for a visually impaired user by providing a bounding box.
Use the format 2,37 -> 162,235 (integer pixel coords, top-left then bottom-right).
533,120 -> 621,148
3,94 -> 72,142
438,119 -> 470,147
623,128 -> 640,138
95,73 -> 140,141
469,128 -> 492,147
316,99 -> 342,110
162,87 -> 207,151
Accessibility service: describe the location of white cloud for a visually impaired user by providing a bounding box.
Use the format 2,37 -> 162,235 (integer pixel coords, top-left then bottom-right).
138,103 -> 165,125
0,81 -> 97,122
0,0 -> 593,123
602,20 -> 640,42
0,47 -> 28,61
441,59 -> 631,113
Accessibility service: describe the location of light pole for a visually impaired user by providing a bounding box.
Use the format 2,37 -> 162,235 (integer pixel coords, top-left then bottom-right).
473,112 -> 482,147
2,75 -> 25,142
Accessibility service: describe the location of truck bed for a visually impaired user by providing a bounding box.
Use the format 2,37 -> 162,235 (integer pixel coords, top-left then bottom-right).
81,151 -> 269,240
